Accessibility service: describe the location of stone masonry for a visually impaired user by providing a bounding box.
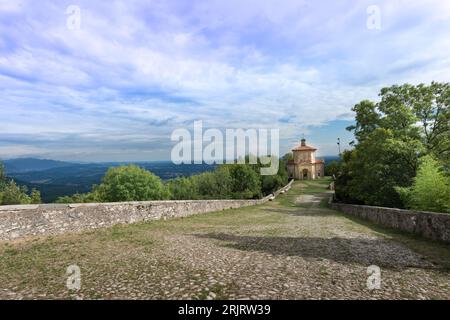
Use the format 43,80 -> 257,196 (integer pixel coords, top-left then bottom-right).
330,202 -> 450,243
0,180 -> 294,241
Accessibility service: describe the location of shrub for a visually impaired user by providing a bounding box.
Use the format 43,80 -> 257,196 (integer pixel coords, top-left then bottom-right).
400,155 -> 450,213
1,181 -> 32,205
93,165 -> 170,202
227,164 -> 262,199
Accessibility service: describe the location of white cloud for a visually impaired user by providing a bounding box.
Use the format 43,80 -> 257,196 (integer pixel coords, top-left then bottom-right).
0,0 -> 449,160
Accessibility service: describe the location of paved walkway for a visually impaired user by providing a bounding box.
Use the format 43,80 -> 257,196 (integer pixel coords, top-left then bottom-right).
0,181 -> 449,299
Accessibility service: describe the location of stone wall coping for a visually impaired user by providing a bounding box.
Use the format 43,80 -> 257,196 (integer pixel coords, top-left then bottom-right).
0,199 -> 261,212
332,202 -> 450,217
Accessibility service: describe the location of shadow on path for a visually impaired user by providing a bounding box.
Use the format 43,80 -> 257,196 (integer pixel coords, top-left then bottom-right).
194,233 -> 444,271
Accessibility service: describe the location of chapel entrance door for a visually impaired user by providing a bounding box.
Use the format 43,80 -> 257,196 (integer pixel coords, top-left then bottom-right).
302,169 -> 308,180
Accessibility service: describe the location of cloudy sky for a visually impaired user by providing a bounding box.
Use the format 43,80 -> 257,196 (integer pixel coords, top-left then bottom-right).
1,0 -> 449,162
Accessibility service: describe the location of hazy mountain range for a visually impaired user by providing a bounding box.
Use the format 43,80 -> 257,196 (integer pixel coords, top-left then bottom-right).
2,157 -> 339,203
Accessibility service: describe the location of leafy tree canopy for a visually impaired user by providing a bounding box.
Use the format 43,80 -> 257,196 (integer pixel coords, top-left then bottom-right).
93,165 -> 170,202
336,82 -> 449,211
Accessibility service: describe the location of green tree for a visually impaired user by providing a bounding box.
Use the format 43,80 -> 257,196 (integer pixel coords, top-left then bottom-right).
346,100 -> 380,144
55,192 -> 98,204
189,166 -> 233,199
412,82 -> 450,164
0,162 -> 5,203
0,162 -> 5,189
337,82 -> 449,208
30,189 -> 42,204
398,156 -> 450,213
227,164 -> 262,199
93,165 -> 170,202
166,177 -> 196,200
325,160 -> 341,178
282,152 -> 293,162
1,180 -> 31,205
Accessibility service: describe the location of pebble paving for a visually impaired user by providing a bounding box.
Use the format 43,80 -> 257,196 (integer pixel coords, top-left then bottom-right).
0,181 -> 449,299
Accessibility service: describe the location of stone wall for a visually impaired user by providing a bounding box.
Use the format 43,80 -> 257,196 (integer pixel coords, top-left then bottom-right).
330,202 -> 450,243
0,181 -> 293,241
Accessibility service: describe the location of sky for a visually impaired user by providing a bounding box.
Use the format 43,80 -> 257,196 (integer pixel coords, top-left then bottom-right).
0,0 -> 449,162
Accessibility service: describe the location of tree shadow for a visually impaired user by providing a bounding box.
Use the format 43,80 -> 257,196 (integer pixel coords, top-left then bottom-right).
193,233 -> 447,271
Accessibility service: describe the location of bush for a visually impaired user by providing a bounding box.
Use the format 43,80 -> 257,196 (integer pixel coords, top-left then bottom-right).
57,158 -> 289,203
325,160 -> 341,178
166,177 -> 196,200
1,181 -> 33,205
30,189 -> 42,204
55,192 -> 99,204
93,165 -> 170,202
227,164 -> 262,199
398,156 -> 450,213
0,161 -> 42,205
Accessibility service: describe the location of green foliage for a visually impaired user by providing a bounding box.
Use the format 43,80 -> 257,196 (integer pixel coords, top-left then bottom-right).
282,152 -> 293,162
1,181 -> 31,205
346,100 -> 380,144
0,162 -> 5,189
30,189 -> 42,204
166,177 -> 196,200
344,129 -> 422,207
336,82 -> 450,209
55,192 -> 98,204
226,164 -> 262,199
93,165 -> 170,202
165,157 -> 288,201
324,160 -> 341,177
55,157 -> 289,203
397,156 -> 450,213
197,166 -> 233,199
0,161 -> 42,205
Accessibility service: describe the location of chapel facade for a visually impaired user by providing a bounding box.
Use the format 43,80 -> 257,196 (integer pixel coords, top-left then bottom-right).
286,139 -> 325,180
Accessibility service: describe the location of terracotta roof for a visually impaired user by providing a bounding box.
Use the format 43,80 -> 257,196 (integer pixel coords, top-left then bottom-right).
315,159 -> 324,164
292,144 -> 317,151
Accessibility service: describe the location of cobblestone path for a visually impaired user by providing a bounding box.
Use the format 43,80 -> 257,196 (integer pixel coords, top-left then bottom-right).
1,180 -> 449,299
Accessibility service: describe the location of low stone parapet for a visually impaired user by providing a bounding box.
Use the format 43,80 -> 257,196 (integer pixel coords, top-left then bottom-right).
330,202 -> 450,243
0,180 -> 294,241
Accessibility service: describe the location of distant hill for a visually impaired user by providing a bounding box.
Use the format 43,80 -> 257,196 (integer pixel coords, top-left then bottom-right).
2,158 -> 75,173
322,155 -> 340,163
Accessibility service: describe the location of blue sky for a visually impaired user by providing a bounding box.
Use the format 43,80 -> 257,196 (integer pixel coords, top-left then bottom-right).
1,0 -> 449,161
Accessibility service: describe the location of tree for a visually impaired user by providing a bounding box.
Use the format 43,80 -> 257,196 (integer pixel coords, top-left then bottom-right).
189,167 -> 233,200
227,164 -> 262,199
346,100 -> 380,144
397,156 -> 450,213
325,160 -> 341,178
337,128 -> 422,207
1,180 -> 32,205
337,82 -> 449,208
282,152 -> 293,162
0,162 -> 5,203
410,82 -> 450,164
0,162 -> 5,189
30,189 -> 42,204
166,177 -> 196,200
55,192 -> 98,204
93,165 -> 170,202
0,161 -> 43,205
